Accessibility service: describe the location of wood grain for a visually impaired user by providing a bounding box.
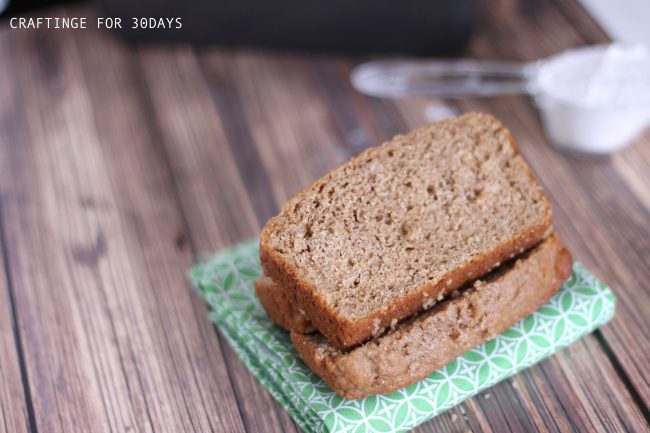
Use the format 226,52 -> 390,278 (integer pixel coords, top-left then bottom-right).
0,233 -> 31,433
0,1 -> 648,432
0,26 -> 37,433
0,21 -> 31,433
0,11 -> 245,433
137,46 -> 300,433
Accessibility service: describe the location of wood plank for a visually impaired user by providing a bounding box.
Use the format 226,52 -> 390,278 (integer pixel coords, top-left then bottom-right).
206,51 -> 351,202
0,9 -> 245,433
0,25 -> 36,433
0,25 -> 32,433
136,47 -> 299,433
0,281 -> 31,433
0,233 -> 30,433
0,279 -> 30,433
0,294 -> 30,433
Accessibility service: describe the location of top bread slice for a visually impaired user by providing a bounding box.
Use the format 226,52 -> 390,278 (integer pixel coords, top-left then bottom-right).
260,113 -> 552,348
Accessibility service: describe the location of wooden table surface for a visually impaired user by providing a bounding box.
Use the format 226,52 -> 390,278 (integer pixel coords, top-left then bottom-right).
1,1 -> 649,432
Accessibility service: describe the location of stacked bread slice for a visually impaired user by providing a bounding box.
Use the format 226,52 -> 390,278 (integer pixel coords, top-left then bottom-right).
256,113 -> 572,399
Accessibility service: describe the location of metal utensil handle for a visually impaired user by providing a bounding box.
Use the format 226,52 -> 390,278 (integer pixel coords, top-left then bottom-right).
351,59 -> 535,98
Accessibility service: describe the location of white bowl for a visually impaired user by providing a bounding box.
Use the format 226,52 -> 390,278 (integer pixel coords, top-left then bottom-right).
531,44 -> 650,155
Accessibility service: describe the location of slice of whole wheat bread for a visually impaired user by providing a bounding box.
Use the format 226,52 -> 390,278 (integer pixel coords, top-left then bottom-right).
254,276 -> 314,333
291,235 -> 572,399
261,113 -> 552,348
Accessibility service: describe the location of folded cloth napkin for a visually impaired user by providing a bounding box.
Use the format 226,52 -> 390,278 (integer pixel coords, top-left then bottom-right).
190,240 -> 616,433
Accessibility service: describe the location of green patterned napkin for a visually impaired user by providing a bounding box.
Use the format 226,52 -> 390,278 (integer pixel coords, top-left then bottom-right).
190,240 -> 615,433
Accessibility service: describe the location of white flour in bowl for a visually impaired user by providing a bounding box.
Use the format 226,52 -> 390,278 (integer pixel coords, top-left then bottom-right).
533,44 -> 650,154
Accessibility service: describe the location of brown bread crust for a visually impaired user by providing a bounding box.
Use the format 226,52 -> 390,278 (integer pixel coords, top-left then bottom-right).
254,277 -> 314,333
291,235 -> 572,400
261,113 -> 552,348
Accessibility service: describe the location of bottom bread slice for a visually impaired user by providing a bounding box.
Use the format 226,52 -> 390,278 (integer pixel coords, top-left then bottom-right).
291,234 -> 572,400
254,276 -> 314,333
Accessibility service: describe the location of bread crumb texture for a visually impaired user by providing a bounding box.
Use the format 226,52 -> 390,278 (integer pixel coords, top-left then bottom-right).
263,113 -> 550,321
